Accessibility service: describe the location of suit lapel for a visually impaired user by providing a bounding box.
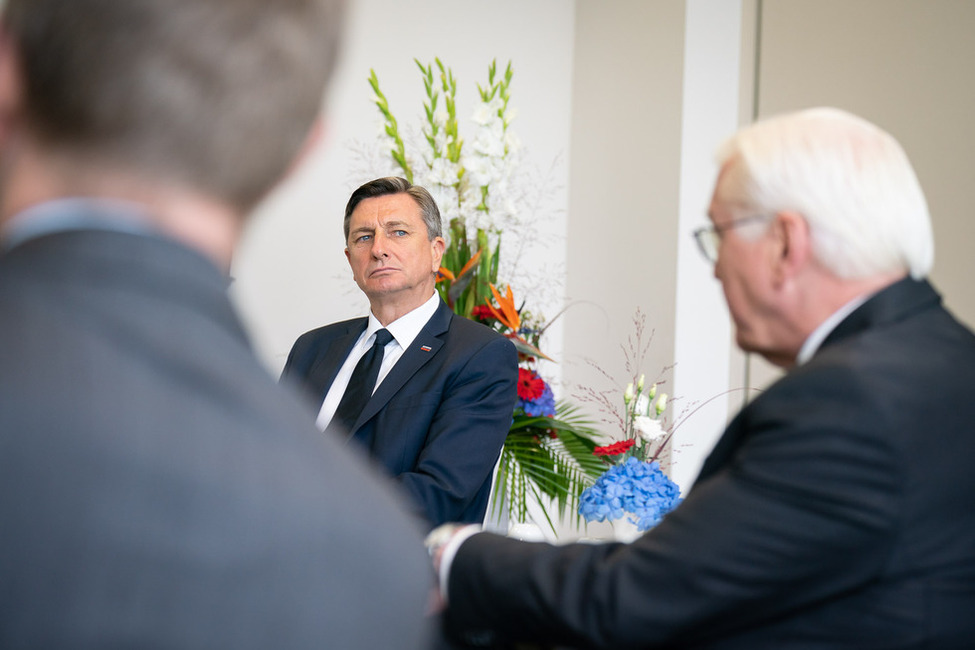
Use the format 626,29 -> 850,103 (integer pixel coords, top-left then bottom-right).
349,301 -> 452,437
308,320 -> 366,403
693,411 -> 747,488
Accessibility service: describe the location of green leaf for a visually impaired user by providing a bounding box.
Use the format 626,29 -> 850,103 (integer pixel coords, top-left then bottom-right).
490,401 -> 606,536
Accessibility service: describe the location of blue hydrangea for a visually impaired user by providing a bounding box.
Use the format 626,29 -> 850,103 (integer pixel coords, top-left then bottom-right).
519,383 -> 556,417
578,457 -> 682,532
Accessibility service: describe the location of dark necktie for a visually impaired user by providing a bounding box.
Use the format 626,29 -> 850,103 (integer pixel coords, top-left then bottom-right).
330,328 -> 393,434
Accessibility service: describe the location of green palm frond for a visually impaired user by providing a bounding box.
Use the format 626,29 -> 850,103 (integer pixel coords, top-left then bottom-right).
489,401 -> 608,535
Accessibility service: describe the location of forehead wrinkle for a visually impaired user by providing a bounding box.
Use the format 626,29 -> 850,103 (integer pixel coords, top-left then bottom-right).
349,224 -> 375,235
376,216 -> 412,228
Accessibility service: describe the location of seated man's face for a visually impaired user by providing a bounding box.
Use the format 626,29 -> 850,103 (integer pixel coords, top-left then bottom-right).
345,192 -> 445,308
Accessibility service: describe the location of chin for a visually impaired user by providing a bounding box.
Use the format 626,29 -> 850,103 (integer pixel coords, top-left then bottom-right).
734,329 -> 756,353
737,337 -> 795,369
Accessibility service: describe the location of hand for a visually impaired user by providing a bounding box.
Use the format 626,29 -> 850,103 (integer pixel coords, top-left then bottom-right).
424,523 -> 466,574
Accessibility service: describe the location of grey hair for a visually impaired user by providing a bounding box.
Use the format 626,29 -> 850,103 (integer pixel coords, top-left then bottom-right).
343,177 -> 443,242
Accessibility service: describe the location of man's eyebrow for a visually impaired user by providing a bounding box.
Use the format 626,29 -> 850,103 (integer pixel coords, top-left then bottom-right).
382,220 -> 411,229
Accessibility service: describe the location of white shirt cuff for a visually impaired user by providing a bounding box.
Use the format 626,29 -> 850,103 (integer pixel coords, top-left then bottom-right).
431,524 -> 481,602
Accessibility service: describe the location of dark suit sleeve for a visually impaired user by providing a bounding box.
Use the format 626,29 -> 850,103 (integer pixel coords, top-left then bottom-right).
397,335 -> 518,527
444,361 -> 903,648
280,331 -> 315,383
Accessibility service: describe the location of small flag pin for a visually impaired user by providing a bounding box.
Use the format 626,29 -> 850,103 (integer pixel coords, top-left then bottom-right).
420,345 -> 432,352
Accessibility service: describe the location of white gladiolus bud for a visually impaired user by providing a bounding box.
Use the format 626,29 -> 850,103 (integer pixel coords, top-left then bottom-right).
623,382 -> 635,405
637,374 -> 645,392
655,393 -> 668,416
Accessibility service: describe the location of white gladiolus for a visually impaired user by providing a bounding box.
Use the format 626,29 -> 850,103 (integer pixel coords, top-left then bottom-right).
491,195 -> 518,221
472,128 -> 506,157
634,416 -> 665,443
471,97 -> 504,125
425,157 -> 460,187
504,130 -> 521,155
466,155 -> 500,187
466,208 -> 494,233
433,106 -> 449,128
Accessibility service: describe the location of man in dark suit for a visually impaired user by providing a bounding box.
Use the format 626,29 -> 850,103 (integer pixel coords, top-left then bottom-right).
429,108 -> 975,648
0,2 -> 434,648
282,177 -> 518,528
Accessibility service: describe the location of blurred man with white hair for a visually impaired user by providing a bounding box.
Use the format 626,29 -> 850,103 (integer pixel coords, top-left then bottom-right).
430,108 -> 975,648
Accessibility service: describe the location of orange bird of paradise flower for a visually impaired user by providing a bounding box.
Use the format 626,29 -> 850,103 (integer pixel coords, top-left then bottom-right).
485,284 -> 552,361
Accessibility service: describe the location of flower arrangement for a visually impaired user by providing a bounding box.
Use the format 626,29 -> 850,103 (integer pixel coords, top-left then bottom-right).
368,59 -> 604,532
577,310 -> 683,534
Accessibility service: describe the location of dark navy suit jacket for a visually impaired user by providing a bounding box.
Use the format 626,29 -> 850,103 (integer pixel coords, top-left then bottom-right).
444,278 -> 975,648
282,298 -> 518,528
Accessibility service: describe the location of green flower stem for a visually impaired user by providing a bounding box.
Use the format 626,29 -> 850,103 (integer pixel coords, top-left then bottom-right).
368,69 -> 412,182
414,59 -> 440,157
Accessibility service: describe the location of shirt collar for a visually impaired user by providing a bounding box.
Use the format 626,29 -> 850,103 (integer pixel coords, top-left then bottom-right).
1,198 -> 157,251
366,291 -> 440,349
796,292 -> 872,365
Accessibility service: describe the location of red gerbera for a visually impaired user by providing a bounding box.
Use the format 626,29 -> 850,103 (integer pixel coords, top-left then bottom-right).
516,368 -> 546,400
471,305 -> 495,322
593,439 -> 636,457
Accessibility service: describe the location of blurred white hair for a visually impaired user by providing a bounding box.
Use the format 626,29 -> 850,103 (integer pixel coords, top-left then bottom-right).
715,107 -> 933,279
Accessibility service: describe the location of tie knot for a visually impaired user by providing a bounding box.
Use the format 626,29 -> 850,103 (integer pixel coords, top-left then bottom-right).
373,329 -> 393,348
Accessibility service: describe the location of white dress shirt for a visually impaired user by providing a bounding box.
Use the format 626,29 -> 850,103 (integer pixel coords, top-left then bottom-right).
1,198 -> 156,251
795,293 -> 872,365
315,291 -> 441,430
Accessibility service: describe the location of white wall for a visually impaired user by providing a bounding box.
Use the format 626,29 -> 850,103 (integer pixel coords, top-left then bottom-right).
563,0 -> 686,467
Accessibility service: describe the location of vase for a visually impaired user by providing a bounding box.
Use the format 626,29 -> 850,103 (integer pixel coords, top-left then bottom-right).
611,517 -> 644,543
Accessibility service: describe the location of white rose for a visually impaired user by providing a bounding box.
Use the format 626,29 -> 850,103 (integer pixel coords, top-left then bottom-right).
634,416 -> 665,443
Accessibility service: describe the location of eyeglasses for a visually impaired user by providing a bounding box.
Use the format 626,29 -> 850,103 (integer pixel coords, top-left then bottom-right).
692,215 -> 770,263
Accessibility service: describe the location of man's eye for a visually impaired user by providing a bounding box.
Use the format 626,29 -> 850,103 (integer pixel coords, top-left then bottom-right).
392,230 -> 408,237
356,235 -> 372,243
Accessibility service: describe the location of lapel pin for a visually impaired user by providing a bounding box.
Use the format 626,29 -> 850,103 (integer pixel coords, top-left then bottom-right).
420,345 -> 432,352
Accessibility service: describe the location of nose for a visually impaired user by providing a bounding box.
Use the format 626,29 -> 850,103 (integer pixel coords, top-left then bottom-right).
370,233 -> 389,259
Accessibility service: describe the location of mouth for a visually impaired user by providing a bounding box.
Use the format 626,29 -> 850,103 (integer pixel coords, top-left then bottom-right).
369,266 -> 398,278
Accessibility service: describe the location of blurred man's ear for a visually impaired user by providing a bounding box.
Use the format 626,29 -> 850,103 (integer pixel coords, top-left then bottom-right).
285,118 -> 326,179
0,26 -> 24,147
770,211 -> 812,287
